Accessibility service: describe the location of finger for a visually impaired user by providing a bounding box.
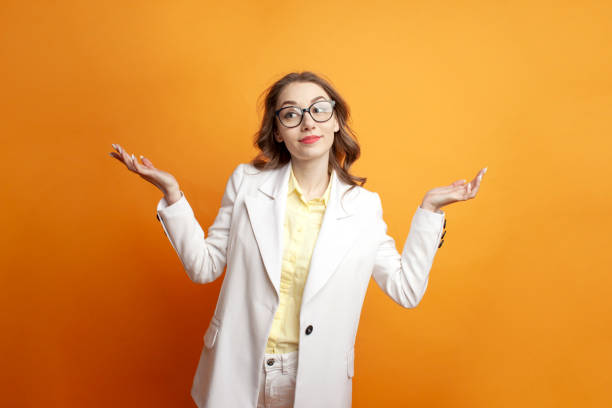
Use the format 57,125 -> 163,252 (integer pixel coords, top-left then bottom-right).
453,183 -> 471,200
130,153 -> 143,173
140,155 -> 155,169
114,143 -> 125,156
469,168 -> 483,183
115,145 -> 133,169
466,171 -> 482,193
469,178 -> 483,198
108,151 -> 123,161
114,144 -> 127,161
465,177 -> 482,199
448,185 -> 470,201
438,181 -> 468,192
450,189 -> 470,202
132,154 -> 153,175
472,167 -> 486,185
471,168 -> 486,194
434,185 -> 461,193
121,149 -> 136,172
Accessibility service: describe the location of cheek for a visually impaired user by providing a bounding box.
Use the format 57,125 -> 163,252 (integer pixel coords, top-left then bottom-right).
327,120 -> 340,136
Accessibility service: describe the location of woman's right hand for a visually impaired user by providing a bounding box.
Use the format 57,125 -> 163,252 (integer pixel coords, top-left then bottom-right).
108,143 -> 181,202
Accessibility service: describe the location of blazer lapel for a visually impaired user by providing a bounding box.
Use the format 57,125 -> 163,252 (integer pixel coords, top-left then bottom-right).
301,170 -> 363,307
244,161 -> 363,306
244,162 -> 292,299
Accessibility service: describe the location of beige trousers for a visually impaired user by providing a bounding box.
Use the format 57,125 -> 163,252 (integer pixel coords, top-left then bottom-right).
256,350 -> 298,408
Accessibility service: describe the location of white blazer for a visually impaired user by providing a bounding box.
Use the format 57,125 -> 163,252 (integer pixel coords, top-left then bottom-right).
155,161 -> 446,408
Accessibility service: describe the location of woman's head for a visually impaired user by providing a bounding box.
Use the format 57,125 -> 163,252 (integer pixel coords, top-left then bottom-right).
251,71 -> 366,188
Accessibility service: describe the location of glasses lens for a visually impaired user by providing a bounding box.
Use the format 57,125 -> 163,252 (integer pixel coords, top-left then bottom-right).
311,101 -> 333,122
279,107 -> 302,127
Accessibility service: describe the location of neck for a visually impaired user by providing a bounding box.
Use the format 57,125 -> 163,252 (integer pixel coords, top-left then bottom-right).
290,155 -> 331,201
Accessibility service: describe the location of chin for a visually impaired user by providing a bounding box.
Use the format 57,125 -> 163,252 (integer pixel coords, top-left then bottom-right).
297,150 -> 332,162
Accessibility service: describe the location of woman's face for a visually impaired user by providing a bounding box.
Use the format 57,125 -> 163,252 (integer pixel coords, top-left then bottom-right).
274,81 -> 339,163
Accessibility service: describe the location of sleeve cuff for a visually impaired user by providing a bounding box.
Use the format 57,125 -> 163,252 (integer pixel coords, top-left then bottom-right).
411,205 -> 446,232
156,191 -> 193,221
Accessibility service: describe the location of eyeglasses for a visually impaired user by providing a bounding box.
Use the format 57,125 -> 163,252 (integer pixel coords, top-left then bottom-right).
274,99 -> 336,128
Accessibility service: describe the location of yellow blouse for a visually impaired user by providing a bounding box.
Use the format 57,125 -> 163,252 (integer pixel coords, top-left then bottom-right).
264,166 -> 332,353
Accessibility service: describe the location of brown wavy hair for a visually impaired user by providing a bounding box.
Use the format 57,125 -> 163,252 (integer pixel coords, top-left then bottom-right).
250,71 -> 366,190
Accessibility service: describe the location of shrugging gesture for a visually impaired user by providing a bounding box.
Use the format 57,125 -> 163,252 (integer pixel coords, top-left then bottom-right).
108,143 -> 182,204
420,167 -> 487,213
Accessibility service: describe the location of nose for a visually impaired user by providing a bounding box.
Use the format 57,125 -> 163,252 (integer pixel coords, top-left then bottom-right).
301,109 -> 316,130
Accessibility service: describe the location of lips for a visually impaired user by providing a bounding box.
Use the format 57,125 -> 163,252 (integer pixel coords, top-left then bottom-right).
300,135 -> 321,144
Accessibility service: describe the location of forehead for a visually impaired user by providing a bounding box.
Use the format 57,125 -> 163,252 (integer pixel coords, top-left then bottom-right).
277,82 -> 330,106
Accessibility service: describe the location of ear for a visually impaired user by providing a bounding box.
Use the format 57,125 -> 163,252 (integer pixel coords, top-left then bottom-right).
333,115 -> 340,133
274,130 -> 283,143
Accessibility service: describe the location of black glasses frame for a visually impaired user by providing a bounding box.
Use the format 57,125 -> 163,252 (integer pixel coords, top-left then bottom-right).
274,99 -> 336,128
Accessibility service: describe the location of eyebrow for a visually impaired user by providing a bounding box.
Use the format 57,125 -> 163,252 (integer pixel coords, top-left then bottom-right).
279,95 -> 327,107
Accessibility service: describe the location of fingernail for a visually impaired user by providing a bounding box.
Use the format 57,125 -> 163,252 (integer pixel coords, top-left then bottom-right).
112,143 -> 116,149
131,153 -> 135,161
484,167 -> 488,173
140,155 -> 144,159
108,152 -> 113,157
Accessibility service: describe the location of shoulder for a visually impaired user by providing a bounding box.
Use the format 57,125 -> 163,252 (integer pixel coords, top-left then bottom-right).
338,182 -> 382,216
231,162 -> 278,181
225,162 -> 284,190
225,162 -> 260,179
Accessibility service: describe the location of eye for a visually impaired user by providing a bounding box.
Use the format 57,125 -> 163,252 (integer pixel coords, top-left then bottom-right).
312,101 -> 332,112
281,107 -> 301,119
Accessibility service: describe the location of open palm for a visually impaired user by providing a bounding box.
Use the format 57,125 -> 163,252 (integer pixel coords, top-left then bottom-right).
108,143 -> 179,194
422,167 -> 487,211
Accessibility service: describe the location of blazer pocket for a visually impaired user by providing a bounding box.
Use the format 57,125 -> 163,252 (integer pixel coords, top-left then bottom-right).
346,346 -> 355,378
204,317 -> 221,349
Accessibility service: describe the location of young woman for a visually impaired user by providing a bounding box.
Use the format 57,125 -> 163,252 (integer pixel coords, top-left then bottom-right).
109,71 -> 486,408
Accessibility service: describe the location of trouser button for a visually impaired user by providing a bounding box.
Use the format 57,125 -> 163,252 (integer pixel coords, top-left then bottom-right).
266,358 -> 275,366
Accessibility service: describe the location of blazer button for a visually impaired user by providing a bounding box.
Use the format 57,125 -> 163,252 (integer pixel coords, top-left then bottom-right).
305,325 -> 313,335
267,358 -> 275,366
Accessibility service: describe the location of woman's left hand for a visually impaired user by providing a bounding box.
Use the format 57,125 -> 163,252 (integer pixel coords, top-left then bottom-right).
420,167 -> 487,213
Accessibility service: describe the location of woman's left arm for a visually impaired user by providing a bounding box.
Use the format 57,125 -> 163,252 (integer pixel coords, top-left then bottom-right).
371,167 -> 487,308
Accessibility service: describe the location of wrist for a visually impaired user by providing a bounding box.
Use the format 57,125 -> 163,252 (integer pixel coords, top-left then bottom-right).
163,185 -> 182,205
420,200 -> 442,214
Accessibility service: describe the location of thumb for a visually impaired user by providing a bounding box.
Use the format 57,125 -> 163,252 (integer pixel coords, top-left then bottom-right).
451,179 -> 466,187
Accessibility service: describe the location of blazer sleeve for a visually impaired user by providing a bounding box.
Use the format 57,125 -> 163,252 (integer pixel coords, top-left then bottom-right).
155,163 -> 245,284
371,192 -> 446,308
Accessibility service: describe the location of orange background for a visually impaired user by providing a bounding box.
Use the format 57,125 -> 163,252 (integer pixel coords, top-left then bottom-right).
1,0 -> 611,406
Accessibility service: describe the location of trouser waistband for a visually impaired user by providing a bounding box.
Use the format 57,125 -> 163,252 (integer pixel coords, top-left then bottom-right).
262,350 -> 298,374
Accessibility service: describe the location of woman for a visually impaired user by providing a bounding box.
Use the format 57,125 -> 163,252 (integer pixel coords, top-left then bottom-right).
109,71 -> 486,408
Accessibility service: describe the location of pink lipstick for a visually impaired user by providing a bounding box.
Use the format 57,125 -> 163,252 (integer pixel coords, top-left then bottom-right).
300,136 -> 321,144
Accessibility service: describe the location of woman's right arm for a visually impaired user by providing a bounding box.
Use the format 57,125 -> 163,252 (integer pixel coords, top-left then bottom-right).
108,143 -> 244,284
155,164 -> 244,283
